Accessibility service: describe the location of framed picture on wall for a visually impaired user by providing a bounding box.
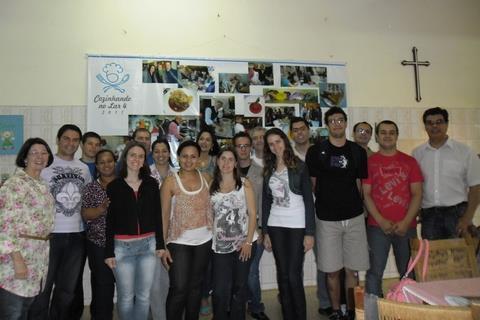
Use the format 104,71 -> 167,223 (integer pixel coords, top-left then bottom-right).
0,115 -> 23,155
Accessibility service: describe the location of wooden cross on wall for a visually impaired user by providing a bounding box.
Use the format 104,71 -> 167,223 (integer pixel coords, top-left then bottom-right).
401,47 -> 430,102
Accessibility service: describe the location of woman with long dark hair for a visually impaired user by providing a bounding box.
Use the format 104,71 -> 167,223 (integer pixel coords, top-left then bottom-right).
261,128 -> 315,320
196,129 -> 220,175
161,140 -> 213,320
81,149 -> 116,319
210,147 -> 257,320
149,138 -> 176,320
104,141 -> 164,320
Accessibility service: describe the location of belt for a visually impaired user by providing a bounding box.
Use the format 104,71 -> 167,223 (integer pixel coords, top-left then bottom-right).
19,233 -> 51,241
423,202 -> 467,212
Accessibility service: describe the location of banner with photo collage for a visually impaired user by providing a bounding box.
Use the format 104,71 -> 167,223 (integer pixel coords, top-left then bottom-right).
87,55 -> 347,148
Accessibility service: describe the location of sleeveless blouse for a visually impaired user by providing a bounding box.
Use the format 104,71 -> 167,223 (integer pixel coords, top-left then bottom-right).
167,170 -> 213,244
211,179 -> 258,253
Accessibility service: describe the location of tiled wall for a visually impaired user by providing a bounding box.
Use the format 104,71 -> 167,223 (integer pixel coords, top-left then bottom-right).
1,105 -> 479,297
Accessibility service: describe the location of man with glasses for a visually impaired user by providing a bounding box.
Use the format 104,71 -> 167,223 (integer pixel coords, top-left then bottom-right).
353,122 -> 374,157
306,107 -> 369,320
413,107 -> 480,240
233,132 -> 269,320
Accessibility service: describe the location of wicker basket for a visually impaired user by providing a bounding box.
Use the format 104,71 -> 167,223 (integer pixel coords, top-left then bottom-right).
377,298 -> 473,320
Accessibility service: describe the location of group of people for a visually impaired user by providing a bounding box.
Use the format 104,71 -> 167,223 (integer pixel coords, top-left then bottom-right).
0,106 -> 479,320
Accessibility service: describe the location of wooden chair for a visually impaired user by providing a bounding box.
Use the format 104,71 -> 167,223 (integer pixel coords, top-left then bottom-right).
377,298 -> 473,320
354,286 -> 365,320
410,237 -> 479,282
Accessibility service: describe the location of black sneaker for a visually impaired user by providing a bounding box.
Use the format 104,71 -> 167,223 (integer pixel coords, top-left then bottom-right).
249,311 -> 270,320
319,306 -> 333,316
328,309 -> 345,320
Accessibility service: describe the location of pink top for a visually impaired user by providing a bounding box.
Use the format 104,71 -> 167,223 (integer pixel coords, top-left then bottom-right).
167,171 -> 212,242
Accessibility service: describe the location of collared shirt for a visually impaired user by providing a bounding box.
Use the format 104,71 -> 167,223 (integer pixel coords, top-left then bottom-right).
412,138 -> 480,208
0,169 -> 55,297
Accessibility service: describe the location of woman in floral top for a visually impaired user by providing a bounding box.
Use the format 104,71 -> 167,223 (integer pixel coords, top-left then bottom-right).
0,138 -> 55,319
81,149 -> 116,320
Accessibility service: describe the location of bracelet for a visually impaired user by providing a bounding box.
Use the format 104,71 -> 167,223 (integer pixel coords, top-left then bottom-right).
245,241 -> 253,246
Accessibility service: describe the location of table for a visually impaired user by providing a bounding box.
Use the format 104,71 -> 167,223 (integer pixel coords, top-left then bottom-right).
403,277 -> 480,306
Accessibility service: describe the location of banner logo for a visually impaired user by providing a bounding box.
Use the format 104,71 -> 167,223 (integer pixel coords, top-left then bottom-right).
96,62 -> 130,93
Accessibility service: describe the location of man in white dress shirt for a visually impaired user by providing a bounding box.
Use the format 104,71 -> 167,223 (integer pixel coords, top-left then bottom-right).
412,107 -> 480,239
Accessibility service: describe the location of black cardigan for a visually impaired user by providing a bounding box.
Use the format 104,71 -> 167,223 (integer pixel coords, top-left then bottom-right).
105,176 -> 164,258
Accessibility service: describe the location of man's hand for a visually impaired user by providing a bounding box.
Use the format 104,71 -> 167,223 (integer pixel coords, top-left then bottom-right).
456,216 -> 471,237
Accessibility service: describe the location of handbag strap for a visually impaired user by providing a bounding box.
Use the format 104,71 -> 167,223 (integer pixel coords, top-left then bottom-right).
404,239 -> 429,280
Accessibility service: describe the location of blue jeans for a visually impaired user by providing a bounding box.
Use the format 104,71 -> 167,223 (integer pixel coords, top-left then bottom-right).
28,232 -> 86,320
269,227 -> 307,320
212,243 -> 256,320
420,202 -> 467,240
150,256 -> 169,320
247,240 -> 265,313
113,236 -> 157,320
365,226 -> 417,297
0,287 -> 34,320
87,240 -> 114,320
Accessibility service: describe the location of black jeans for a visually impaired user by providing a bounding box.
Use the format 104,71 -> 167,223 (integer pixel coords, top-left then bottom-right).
166,241 -> 212,320
212,242 -> 257,320
70,239 -> 87,320
420,202 -> 467,240
268,227 -> 306,320
86,240 -> 115,320
28,232 -> 86,320
0,287 -> 34,320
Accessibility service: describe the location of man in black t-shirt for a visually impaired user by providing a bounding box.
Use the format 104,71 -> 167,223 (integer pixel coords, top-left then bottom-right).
306,107 -> 369,320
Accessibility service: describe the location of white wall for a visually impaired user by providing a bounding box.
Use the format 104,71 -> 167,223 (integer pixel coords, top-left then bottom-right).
1,0 -> 480,108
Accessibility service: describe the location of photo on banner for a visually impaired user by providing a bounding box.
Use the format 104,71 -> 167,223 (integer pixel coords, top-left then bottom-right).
265,103 -> 299,133
87,56 -> 347,137
280,65 -> 327,87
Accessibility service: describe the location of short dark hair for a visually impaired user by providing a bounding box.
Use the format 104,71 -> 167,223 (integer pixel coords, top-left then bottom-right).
324,107 -> 347,125
375,120 -> 399,135
233,131 -> 252,145
81,131 -> 101,144
132,128 -> 151,140
118,141 -> 151,179
289,117 -> 309,131
422,107 -> 449,124
16,137 -> 54,168
353,121 -> 373,133
57,124 -> 82,140
196,129 -> 220,156
152,138 -> 174,166
177,140 -> 201,157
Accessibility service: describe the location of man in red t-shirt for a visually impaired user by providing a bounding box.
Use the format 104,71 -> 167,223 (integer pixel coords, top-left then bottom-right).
362,120 -> 423,297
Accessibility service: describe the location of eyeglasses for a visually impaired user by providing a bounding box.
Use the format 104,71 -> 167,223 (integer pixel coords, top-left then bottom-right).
28,151 -> 49,157
235,144 -> 251,149
355,128 -> 372,135
425,119 -> 446,126
328,118 -> 345,125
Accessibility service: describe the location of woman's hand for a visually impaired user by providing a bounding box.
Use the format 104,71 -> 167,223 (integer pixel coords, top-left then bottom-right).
99,198 -> 111,213
156,249 -> 166,258
263,234 -> 272,252
239,242 -> 252,262
303,235 -> 314,253
12,253 -> 28,279
104,257 -> 116,269
161,249 -> 173,270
